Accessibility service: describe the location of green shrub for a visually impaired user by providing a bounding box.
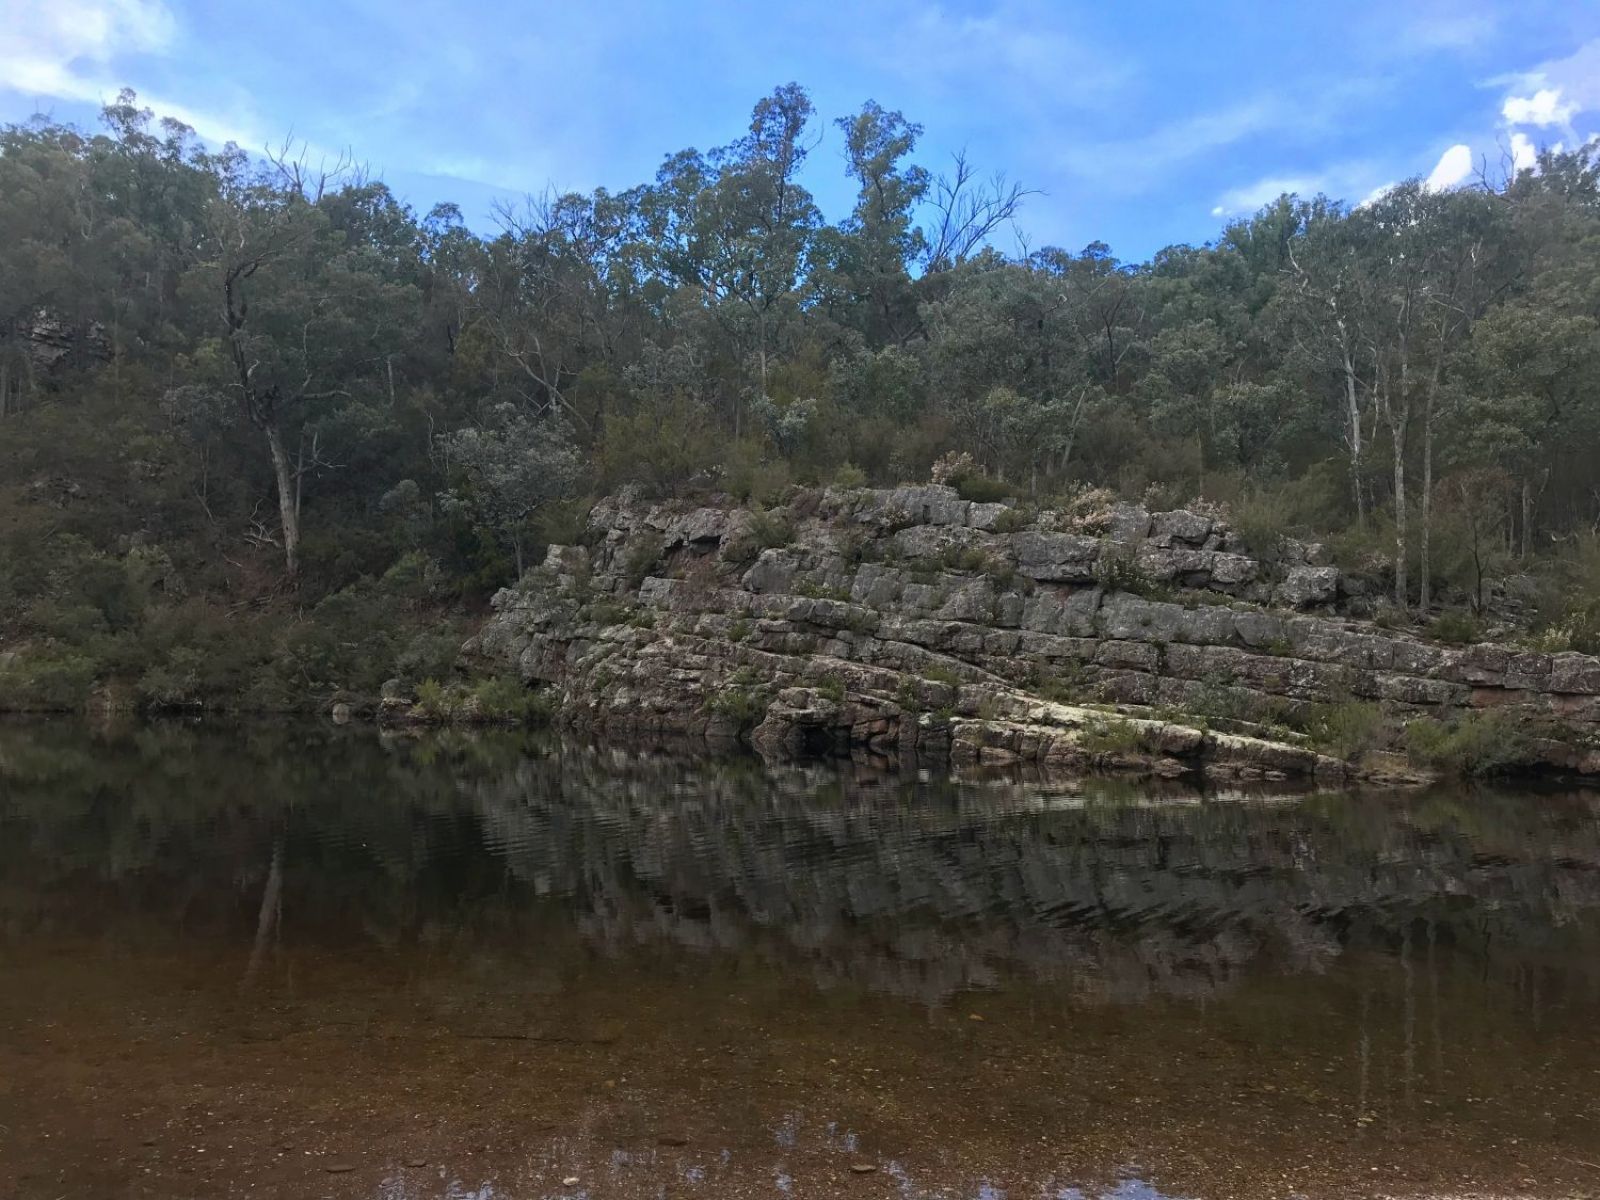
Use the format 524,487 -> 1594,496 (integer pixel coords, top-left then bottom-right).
1372,603 -> 1409,631
136,647 -> 206,709
621,537 -> 662,587
1404,711 -> 1529,777
1095,547 -> 1170,600
953,474 -> 1012,503
816,674 -> 846,703
747,507 -> 794,551
796,580 -> 851,601
471,675 -> 551,723
587,599 -> 632,627
831,462 -> 868,489
1304,700 -> 1385,761
1531,532 -> 1600,654
1428,610 -> 1482,645
1033,662 -> 1091,705
414,678 -> 454,718
393,624 -> 468,687
707,686 -> 768,727
0,649 -> 100,711
1079,718 -> 1147,756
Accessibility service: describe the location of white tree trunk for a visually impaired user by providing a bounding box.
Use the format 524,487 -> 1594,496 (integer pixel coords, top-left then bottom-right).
265,421 -> 301,580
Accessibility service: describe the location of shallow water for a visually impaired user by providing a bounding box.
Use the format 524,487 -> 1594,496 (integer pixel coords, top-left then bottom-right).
2,721 -> 1599,1198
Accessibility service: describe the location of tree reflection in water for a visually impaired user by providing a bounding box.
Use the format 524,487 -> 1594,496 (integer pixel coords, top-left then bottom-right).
2,718 -> 1599,1197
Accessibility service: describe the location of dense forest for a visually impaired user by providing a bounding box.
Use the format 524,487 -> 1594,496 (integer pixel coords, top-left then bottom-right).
2,86 -> 1599,712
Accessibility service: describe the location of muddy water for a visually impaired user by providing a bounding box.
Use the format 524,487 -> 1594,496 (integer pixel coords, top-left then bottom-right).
2,721 -> 1599,1199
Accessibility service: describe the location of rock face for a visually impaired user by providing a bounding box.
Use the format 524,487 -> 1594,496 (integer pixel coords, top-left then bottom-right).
467,487 -> 1600,781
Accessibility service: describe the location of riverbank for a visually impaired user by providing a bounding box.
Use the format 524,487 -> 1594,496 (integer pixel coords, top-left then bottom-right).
462,485 -> 1600,785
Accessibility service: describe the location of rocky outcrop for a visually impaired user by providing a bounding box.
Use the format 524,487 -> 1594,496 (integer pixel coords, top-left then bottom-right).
467,486 -> 1600,781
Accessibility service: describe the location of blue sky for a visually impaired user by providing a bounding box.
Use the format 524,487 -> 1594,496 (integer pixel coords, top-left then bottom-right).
3,0 -> 1599,260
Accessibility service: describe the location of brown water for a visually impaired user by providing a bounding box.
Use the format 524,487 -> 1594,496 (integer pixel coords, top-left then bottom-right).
2,721 -> 1599,1199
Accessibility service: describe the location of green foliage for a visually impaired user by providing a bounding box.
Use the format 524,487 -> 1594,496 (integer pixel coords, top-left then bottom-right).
706,678 -> 769,728
621,537 -> 662,588
1078,718 -> 1147,756
2,88 -> 1600,724
815,674 -> 847,703
0,648 -> 101,711
747,508 -> 795,551
413,675 -> 551,724
1428,610 -> 1483,645
831,462 -> 868,489
1095,547 -> 1171,600
988,506 -> 1032,534
1405,711 -> 1530,777
1530,532 -> 1600,654
953,474 -> 1012,503
796,580 -> 851,601
1303,700 -> 1386,761
1031,662 -> 1092,705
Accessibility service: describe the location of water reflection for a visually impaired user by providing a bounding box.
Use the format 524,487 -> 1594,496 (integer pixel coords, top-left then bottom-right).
2,719 -> 1599,1198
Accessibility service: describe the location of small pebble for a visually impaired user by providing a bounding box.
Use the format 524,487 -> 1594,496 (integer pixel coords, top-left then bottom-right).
405,1157 -> 428,1168
850,1163 -> 878,1174
657,1134 -> 690,1147
324,1162 -> 356,1173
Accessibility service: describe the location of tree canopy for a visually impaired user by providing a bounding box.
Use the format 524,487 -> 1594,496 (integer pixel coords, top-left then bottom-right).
3,85 -> 1600,708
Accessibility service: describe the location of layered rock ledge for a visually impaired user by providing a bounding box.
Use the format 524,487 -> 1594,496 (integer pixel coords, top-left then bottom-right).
466,487 -> 1600,781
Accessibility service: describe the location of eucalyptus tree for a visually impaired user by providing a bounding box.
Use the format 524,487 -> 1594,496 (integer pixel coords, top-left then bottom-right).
195,149 -> 419,581
924,255 -> 1097,490
1277,196 -> 1381,527
824,101 -> 928,344
438,402 -> 583,574
639,84 -> 822,433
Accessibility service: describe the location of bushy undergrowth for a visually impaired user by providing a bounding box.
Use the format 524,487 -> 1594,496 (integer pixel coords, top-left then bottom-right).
1404,711 -> 1530,777
413,675 -> 552,724
0,539 -> 472,714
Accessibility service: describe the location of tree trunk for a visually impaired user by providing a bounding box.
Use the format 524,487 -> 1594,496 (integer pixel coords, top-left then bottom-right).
265,421 -> 301,581
1340,343 -> 1365,527
1393,427 -> 1408,609
1384,342 -> 1410,611
757,310 -> 769,398
243,836 -> 284,990
1419,358 -> 1441,613
1521,478 -> 1531,560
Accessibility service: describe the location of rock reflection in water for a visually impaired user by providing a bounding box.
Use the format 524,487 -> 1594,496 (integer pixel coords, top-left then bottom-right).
2,719 -> 1599,1199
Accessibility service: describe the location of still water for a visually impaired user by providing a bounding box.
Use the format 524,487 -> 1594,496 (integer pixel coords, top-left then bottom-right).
2,720 -> 1599,1199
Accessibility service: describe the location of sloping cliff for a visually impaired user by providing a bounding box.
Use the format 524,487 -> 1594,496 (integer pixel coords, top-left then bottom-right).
467,486 -> 1600,781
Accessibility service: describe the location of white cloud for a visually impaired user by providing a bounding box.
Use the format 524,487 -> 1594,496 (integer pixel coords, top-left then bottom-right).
0,0 -> 271,149
1502,87 -> 1577,128
0,0 -> 174,100
1212,174 -> 1322,215
1509,131 -> 1537,174
1498,39 -> 1600,133
1359,181 -> 1397,208
1424,143 -> 1473,191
